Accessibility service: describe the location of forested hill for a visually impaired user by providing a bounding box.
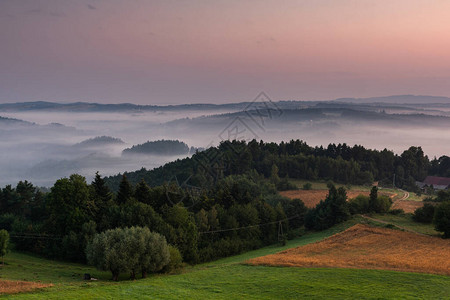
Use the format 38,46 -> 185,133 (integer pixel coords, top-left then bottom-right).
2,138 -> 449,269
122,140 -> 190,156
105,139 -> 437,192
0,115 -> 34,127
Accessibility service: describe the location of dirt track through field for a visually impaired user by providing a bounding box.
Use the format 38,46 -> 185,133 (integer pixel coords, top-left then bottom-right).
247,224 -> 450,276
387,189 -> 424,213
399,190 -> 410,200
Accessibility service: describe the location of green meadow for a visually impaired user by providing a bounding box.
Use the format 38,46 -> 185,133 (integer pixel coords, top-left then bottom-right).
1,217 -> 449,299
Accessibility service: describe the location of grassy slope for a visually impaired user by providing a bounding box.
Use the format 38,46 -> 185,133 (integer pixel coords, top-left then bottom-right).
365,213 -> 439,236
2,217 -> 449,299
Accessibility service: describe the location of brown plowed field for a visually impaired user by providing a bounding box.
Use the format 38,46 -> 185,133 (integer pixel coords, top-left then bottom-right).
0,280 -> 52,295
247,224 -> 450,275
280,190 -> 394,208
391,200 -> 424,213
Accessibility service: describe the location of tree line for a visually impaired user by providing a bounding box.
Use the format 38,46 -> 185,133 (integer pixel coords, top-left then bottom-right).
106,140 -> 438,192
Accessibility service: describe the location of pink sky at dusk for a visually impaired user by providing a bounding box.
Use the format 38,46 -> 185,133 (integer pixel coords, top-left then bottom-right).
1,0 -> 450,104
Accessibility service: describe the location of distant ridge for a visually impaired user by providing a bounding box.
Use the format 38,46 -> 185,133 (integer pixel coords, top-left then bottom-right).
0,101 -> 249,112
1,95 -> 450,112
334,95 -> 450,104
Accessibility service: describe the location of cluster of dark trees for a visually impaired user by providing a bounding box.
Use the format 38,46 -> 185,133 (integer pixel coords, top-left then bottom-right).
108,140 -> 437,192
305,186 -> 392,231
122,140 -> 191,156
413,190 -> 450,237
305,185 -> 350,231
429,156 -> 450,178
0,171 -> 307,267
348,187 -> 392,215
75,136 -> 124,147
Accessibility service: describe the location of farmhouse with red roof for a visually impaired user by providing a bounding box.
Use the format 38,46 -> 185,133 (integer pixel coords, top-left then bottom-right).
417,176 -> 450,190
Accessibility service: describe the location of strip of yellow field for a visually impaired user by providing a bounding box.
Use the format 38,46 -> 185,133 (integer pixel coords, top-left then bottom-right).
391,199 -> 424,213
246,224 -> 450,276
280,190 -> 395,208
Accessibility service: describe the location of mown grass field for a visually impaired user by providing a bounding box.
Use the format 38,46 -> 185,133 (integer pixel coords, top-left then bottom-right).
288,179 -> 368,191
248,224 -> 450,275
4,264 -> 450,299
1,217 -> 449,299
285,179 -> 427,213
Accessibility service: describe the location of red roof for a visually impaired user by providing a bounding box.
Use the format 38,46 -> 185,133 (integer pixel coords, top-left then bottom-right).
423,176 -> 450,186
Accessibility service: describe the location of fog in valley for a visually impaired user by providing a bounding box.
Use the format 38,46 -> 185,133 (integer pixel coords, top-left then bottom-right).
1,95 -> 450,187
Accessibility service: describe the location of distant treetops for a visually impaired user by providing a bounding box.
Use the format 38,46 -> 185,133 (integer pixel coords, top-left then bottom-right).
122,140 -> 196,156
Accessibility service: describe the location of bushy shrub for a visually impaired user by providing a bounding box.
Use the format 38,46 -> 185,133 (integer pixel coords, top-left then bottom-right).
348,195 -> 370,214
433,201 -> 450,238
435,190 -> 450,202
162,245 -> 183,273
389,209 -> 404,215
372,195 -> 392,213
413,203 -> 435,223
276,178 -> 298,191
302,183 -> 312,190
384,223 -> 396,229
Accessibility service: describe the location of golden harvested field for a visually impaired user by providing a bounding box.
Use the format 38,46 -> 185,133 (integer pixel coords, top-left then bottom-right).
247,224 -> 450,276
280,190 -> 394,208
391,200 -> 424,213
0,280 -> 52,295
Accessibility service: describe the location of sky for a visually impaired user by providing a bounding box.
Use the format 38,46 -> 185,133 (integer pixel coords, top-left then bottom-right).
1,0 -> 450,105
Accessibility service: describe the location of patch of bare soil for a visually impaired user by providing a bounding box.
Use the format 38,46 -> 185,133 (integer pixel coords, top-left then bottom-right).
0,280 -> 52,295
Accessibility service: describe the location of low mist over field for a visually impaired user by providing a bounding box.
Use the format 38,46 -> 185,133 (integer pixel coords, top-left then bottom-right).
1,95 -> 450,186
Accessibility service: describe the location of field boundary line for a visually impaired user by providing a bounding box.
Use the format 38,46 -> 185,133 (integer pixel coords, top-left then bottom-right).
360,215 -> 427,236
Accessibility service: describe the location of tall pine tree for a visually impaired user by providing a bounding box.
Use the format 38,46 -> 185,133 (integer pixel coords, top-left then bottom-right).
134,179 -> 152,205
116,174 -> 134,205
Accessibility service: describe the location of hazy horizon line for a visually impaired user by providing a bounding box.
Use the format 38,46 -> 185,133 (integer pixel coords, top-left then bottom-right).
1,93 -> 449,107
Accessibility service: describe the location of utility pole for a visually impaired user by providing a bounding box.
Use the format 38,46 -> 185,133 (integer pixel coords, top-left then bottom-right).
278,221 -> 285,245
